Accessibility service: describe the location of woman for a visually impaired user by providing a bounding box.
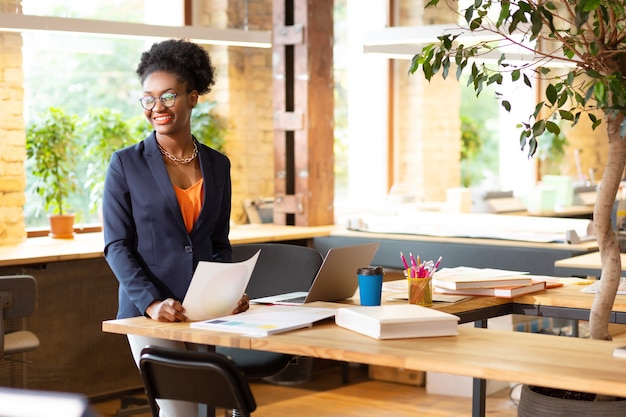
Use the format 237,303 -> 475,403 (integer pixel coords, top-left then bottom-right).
103,39 -> 248,417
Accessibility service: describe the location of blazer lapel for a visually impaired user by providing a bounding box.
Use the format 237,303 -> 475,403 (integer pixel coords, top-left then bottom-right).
192,140 -> 213,234
144,133 -> 188,233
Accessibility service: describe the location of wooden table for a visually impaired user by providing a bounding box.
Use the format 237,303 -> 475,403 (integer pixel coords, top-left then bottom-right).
554,251 -> 626,277
102,285 -> 626,416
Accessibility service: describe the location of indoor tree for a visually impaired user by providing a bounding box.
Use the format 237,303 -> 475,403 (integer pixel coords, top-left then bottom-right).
411,0 -> 626,346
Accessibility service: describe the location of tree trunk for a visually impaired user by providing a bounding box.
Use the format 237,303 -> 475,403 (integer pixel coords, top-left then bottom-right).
589,112 -> 626,341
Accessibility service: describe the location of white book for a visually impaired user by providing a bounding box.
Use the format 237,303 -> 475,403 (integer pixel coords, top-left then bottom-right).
432,267 -> 531,290
190,305 -> 336,337
335,304 -> 459,340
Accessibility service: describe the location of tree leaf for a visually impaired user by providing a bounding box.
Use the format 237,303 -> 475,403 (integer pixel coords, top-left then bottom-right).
559,110 -> 574,121
465,6 -> 475,24
546,120 -> 560,135
546,84 -> 558,105
533,102 -> 544,118
594,81 -> 606,105
532,120 -> 546,137
528,136 -> 538,158
442,56 -> 450,79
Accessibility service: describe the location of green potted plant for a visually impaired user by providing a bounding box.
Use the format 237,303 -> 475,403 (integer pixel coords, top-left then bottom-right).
82,108 -> 134,217
411,0 -> 626,413
26,106 -> 81,238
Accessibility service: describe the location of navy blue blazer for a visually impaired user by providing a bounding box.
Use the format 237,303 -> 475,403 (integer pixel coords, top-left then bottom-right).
103,133 -> 232,319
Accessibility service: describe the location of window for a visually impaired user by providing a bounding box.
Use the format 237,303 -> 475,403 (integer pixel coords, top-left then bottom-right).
22,0 -> 181,227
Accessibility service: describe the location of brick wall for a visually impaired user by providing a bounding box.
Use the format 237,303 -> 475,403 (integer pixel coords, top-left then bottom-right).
392,0 -> 461,202
197,0 -> 275,224
0,0 -> 26,245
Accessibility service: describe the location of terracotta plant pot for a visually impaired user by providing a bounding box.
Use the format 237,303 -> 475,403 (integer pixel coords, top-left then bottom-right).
48,214 -> 75,239
518,384 -> 626,417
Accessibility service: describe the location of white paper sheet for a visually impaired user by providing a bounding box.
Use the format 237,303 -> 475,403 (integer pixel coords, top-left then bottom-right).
182,251 -> 260,321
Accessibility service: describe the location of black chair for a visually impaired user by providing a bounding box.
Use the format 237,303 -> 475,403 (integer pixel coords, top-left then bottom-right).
216,243 -> 323,377
139,345 -> 256,417
0,275 -> 39,360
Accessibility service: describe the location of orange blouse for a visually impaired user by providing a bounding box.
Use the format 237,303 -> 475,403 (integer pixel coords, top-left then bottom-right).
173,178 -> 204,233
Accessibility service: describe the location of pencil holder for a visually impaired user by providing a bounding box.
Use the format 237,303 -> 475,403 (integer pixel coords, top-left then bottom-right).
407,276 -> 432,307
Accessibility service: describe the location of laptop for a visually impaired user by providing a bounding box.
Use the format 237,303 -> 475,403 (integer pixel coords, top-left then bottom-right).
250,242 -> 380,305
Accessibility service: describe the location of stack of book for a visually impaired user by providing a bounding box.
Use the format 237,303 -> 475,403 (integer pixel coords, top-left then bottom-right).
335,304 -> 459,339
432,267 -> 554,298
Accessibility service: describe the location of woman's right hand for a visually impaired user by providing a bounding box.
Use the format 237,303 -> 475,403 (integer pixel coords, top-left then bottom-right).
146,298 -> 187,322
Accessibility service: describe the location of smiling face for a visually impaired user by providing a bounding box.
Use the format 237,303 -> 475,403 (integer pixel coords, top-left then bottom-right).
141,70 -> 198,140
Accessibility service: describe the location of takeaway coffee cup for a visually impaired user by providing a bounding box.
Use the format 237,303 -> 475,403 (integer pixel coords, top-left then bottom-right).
357,266 -> 385,306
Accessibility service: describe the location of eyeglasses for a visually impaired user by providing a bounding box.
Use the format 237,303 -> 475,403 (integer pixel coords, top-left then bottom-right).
138,92 -> 180,110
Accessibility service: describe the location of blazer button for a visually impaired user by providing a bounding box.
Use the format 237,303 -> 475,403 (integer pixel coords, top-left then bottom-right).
184,245 -> 193,253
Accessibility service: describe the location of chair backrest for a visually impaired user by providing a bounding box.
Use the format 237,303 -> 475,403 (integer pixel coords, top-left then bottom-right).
139,345 -> 257,417
232,244 -> 324,299
0,275 -> 37,355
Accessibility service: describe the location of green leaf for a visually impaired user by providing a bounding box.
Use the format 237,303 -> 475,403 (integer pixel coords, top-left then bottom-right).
456,60 -> 467,80
469,17 -> 482,30
587,69 -> 602,78
512,69 -> 521,82
559,110 -> 574,121
530,10 -> 543,39
523,73 -> 532,88
442,56 -> 450,79
533,102 -> 544,118
528,136 -> 538,158
502,100 -> 511,112
594,81 -> 606,104
465,6 -> 475,24
409,54 -> 420,75
581,0 -> 602,12
496,2 -> 510,27
592,119 -> 602,130
588,113 -> 602,130
546,120 -> 560,135
423,61 -> 433,80
546,84 -> 558,105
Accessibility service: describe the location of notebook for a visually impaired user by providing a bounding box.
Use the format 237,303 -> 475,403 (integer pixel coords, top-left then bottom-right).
250,242 -> 380,305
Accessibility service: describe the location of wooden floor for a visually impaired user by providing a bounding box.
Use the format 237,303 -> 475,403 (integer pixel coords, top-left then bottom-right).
91,364 -> 519,417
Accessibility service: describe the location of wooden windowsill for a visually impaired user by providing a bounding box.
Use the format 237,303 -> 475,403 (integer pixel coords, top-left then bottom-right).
1,224 -> 336,268
26,224 -> 103,238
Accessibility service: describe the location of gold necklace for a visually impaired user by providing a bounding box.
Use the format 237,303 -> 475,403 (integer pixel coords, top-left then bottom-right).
157,140 -> 198,164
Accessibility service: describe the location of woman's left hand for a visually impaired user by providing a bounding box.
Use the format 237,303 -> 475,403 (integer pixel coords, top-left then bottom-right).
232,293 -> 250,314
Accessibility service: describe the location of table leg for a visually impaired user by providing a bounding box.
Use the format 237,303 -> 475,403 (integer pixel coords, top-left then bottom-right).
472,377 -> 486,417
472,320 -> 487,417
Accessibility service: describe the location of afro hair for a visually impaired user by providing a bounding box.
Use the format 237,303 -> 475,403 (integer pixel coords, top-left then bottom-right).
136,39 -> 216,95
